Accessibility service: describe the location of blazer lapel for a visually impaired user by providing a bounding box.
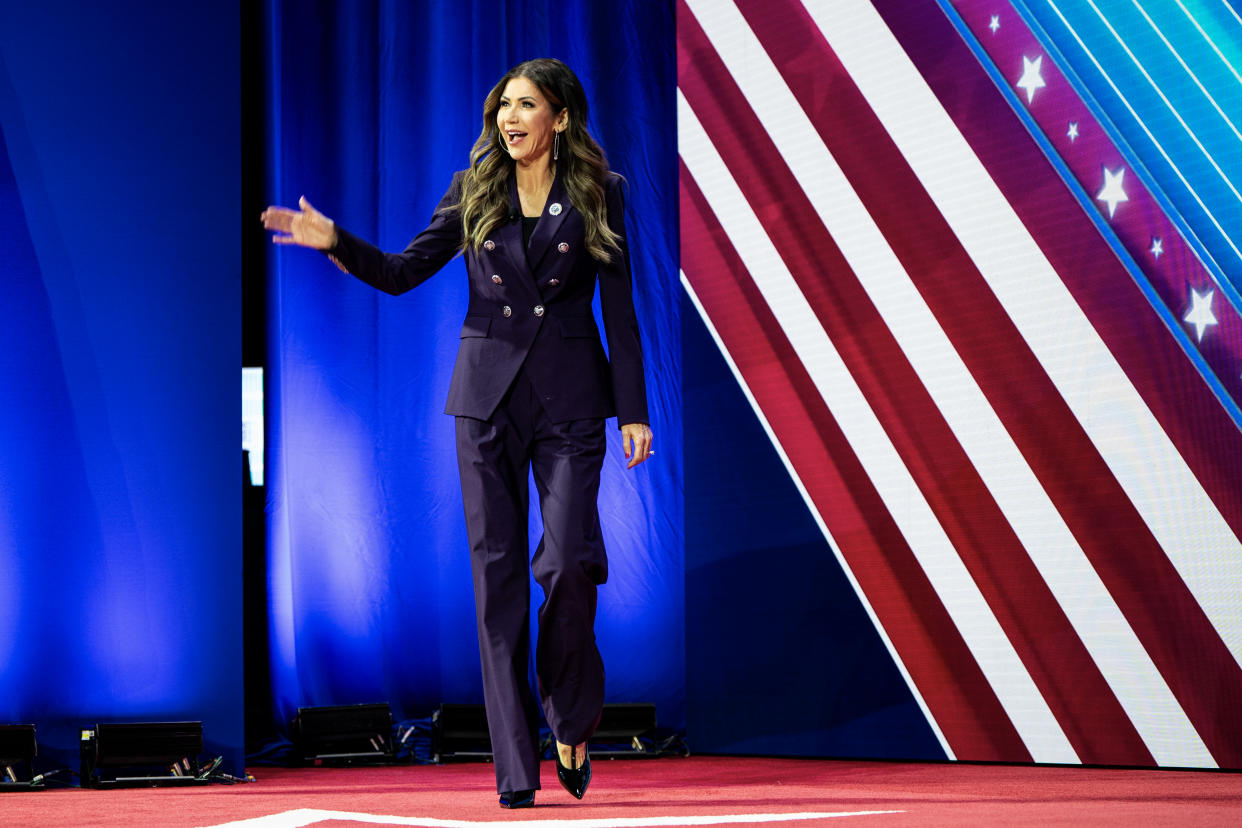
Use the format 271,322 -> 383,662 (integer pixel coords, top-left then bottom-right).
496,176 -> 539,297
501,175 -> 526,271
526,168 -> 570,274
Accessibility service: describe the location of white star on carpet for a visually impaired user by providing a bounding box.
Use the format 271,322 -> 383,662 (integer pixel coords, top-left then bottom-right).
1017,55 -> 1046,104
1151,238 -> 1163,259
990,15 -> 1001,33
1097,167 -> 1129,219
1184,288 -> 1217,342
1067,122 -> 1079,141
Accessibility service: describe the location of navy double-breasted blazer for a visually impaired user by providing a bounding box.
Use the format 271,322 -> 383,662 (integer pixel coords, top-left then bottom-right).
327,167 -> 648,427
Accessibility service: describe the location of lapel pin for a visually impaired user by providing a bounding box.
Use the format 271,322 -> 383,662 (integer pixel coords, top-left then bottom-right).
484,240 -> 495,251
557,242 -> 569,253
548,202 -> 562,216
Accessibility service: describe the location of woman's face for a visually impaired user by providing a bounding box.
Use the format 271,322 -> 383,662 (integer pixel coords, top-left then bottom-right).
497,76 -> 566,166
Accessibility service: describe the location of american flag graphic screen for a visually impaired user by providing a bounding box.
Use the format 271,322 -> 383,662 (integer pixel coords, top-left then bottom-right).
678,0 -> 1242,768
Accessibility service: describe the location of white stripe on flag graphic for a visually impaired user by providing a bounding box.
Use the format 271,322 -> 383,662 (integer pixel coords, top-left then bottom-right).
801,0 -> 1227,765
678,85 -> 1078,763
685,0 -> 1208,768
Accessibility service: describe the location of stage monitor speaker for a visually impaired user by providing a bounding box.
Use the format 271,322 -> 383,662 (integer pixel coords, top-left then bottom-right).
80,721 -> 207,788
590,703 -> 658,757
594,703 -> 657,742
430,704 -> 491,763
430,703 -> 659,762
591,705 -> 660,754
292,703 -> 395,765
0,724 -> 38,790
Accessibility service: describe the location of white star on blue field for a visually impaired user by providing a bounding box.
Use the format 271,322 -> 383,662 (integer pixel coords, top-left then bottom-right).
1183,288 -> 1217,343
1097,167 -> 1129,219
1017,55 -> 1046,104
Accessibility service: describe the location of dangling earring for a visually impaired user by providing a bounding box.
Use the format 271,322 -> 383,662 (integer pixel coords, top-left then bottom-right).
553,131 -> 560,161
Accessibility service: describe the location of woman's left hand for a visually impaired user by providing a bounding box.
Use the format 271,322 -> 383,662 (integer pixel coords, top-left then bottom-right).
620,423 -> 653,469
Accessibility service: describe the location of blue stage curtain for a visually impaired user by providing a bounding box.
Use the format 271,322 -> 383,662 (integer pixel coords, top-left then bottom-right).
264,1 -> 682,734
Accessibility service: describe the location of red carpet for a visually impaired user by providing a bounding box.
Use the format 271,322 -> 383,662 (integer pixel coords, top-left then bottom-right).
4,757 -> 1240,827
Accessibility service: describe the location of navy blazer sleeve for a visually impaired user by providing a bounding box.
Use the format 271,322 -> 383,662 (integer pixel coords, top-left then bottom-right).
597,175 -> 648,427
327,173 -> 464,295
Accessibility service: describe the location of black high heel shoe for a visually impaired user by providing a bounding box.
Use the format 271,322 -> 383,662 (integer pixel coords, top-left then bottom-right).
498,789 -> 535,809
554,743 -> 591,799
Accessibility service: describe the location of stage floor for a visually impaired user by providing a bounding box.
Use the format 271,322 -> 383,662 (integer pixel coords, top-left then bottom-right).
6,756 -> 1241,827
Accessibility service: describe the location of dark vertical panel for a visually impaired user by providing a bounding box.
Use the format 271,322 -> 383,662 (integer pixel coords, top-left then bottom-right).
0,0 -> 241,774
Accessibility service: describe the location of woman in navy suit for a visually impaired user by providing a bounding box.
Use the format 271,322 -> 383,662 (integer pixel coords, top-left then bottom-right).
262,58 -> 651,809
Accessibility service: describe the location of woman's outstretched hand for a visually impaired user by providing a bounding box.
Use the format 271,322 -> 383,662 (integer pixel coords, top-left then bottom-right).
261,196 -> 338,250
620,423 -> 653,469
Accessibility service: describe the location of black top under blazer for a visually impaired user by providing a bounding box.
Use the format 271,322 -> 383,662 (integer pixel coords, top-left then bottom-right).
327,167 -> 649,428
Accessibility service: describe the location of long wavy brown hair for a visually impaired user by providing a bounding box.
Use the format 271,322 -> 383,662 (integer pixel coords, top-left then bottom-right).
455,58 -> 621,263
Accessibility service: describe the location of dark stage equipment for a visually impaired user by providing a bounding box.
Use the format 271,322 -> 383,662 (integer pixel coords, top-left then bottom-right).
291,703 -> 395,765
430,704 -> 492,763
430,703 -> 662,763
590,703 -> 659,756
80,721 -> 208,788
0,724 -> 38,790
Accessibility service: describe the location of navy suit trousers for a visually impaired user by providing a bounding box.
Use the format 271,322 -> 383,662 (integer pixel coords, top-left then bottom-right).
455,365 -> 608,794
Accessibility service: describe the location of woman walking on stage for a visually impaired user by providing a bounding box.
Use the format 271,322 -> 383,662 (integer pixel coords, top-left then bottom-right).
262,57 -> 652,809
